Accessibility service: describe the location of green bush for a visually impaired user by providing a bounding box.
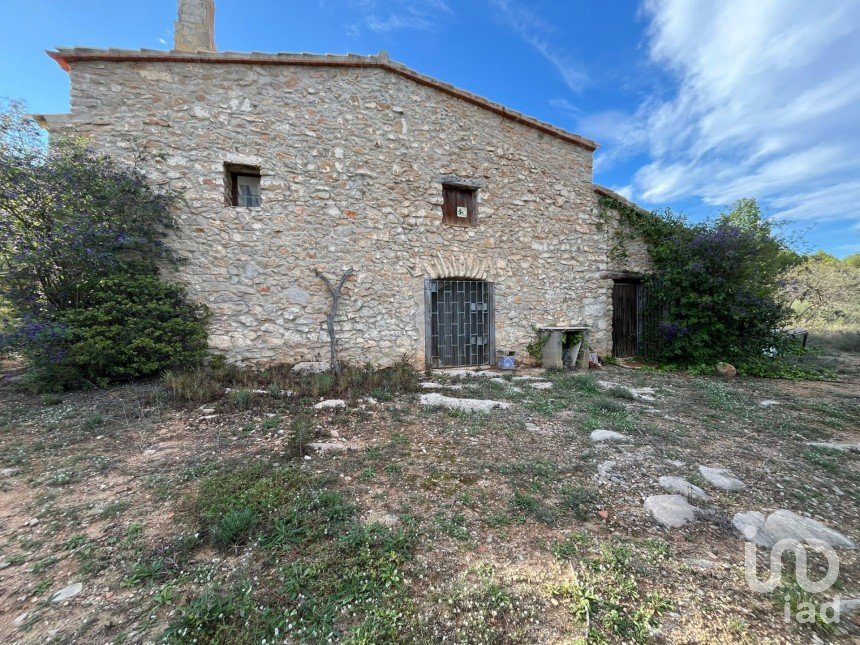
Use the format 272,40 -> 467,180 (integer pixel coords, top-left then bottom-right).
604,196 -> 801,368
20,272 -> 208,390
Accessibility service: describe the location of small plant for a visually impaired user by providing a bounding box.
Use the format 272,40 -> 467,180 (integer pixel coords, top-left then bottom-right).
228,388 -> 253,408
84,413 -> 104,429
285,414 -> 314,458
435,511 -> 470,541
561,485 -> 598,520
261,415 -> 281,431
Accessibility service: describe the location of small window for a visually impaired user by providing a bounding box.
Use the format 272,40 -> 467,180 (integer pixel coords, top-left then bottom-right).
225,163 -> 262,208
442,185 -> 478,227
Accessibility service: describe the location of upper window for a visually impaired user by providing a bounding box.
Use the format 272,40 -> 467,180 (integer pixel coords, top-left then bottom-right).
442,185 -> 478,227
225,163 -> 262,208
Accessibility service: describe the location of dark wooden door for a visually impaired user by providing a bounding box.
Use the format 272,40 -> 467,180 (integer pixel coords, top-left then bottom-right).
426,279 -> 495,367
612,282 -> 639,357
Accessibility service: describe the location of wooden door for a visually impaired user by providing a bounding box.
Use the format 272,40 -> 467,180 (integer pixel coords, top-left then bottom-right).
612,282 -> 639,357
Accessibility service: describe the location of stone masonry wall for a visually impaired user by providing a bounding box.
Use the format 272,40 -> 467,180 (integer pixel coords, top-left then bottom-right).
52,59 -> 645,367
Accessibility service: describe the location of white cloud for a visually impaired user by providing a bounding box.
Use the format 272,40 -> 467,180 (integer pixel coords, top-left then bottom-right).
489,0 -> 588,92
585,0 -> 860,225
347,0 -> 452,35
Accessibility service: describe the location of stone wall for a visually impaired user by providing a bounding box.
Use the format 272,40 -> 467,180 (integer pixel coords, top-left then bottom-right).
48,58 -> 648,367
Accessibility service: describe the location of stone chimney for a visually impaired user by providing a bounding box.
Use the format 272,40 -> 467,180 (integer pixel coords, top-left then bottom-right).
174,0 -> 216,52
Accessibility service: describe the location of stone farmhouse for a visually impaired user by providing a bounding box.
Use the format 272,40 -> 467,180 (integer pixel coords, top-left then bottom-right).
37,0 -> 651,369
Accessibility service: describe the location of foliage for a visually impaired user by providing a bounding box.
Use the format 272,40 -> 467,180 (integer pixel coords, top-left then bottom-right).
166,462 -> 416,643
548,539 -> 673,643
11,271 -> 209,389
525,326 -> 550,361
603,196 -> 801,368
781,250 -> 860,331
164,357 -> 420,406
0,101 -> 177,312
0,100 -> 208,390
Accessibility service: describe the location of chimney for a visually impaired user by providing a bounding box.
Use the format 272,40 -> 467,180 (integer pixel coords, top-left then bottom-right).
174,0 -> 216,53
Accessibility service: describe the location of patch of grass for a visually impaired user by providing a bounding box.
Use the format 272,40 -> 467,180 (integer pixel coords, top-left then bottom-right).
261,415 -> 281,431
549,539 -> 673,643
167,519 -> 416,643
561,485 -> 599,520
126,533 -> 201,586
802,446 -> 841,473
29,556 -> 58,574
589,395 -> 629,414
551,531 -> 591,560
210,508 -> 257,548
510,491 -> 557,526
553,373 -> 600,396
100,499 -> 129,519
408,564 -> 539,643
773,577 -> 837,638
45,469 -> 78,487
228,388 -> 254,408
83,413 -> 104,429
434,511 -> 470,541
163,367 -> 225,405
195,463 -> 354,550
42,393 -> 63,406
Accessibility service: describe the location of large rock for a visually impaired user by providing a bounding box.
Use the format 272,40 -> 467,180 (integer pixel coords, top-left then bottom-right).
51,582 -> 83,603
292,361 -> 329,373
698,465 -> 745,491
313,399 -> 346,410
644,494 -> 699,528
658,476 -> 709,500
805,441 -> 860,453
590,429 -> 629,443
419,393 -> 511,413
714,362 -> 737,377
733,509 -> 855,548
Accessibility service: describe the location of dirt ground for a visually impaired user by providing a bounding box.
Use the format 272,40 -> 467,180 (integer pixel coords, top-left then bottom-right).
0,348 -> 858,644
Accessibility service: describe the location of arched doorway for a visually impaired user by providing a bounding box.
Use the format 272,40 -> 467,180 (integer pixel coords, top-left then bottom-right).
424,278 -> 495,368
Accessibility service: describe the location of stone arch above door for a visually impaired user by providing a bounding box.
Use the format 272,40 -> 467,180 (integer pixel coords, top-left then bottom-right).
422,252 -> 491,281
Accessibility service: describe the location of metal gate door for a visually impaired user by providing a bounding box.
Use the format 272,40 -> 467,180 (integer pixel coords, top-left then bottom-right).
425,279 -> 495,368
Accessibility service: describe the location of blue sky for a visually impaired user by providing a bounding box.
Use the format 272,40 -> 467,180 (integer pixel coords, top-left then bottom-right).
2,0 -> 859,257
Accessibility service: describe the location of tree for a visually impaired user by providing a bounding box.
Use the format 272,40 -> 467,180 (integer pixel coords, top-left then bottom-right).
782,253 -> 860,331
0,100 -> 176,314
0,100 -> 208,389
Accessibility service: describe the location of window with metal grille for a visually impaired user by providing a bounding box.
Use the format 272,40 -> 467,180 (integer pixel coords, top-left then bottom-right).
425,279 -> 495,368
225,163 -> 262,208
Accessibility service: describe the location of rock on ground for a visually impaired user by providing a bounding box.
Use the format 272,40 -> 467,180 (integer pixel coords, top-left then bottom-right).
594,460 -> 617,484
313,399 -> 346,410
715,362 -> 737,377
804,441 -> 860,453
590,429 -> 629,443
759,400 -> 780,407
596,380 -> 656,401
644,494 -> 699,528
292,361 -> 329,373
419,393 -> 512,413
51,583 -> 82,603
658,476 -> 709,500
439,369 -> 506,379
529,381 -> 553,390
1,468 -> 19,478
698,465 -> 745,491
733,509 -> 855,548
